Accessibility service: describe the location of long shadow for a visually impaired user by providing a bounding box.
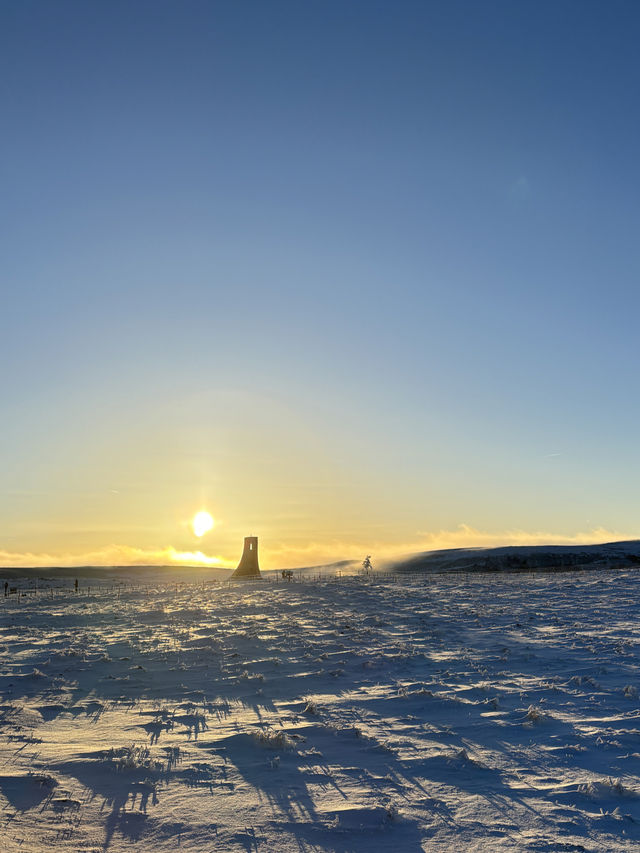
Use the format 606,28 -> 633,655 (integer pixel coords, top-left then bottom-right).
209,732 -> 319,821
137,718 -> 174,744
204,724 -> 437,851
177,759 -> 235,792
51,757 -> 161,849
0,774 -> 57,811
103,807 -> 147,847
404,751 -> 506,794
279,817 -> 425,853
34,703 -> 68,722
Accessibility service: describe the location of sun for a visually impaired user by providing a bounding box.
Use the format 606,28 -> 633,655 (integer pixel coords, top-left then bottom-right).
192,511 -> 214,537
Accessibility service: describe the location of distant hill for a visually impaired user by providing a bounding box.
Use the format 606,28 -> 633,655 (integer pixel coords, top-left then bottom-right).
0,564 -> 233,581
389,540 -> 640,575
0,560 -> 359,581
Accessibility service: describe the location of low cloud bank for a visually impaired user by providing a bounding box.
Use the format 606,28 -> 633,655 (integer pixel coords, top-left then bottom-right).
264,525 -> 636,569
0,525 -> 633,570
0,544 -> 233,570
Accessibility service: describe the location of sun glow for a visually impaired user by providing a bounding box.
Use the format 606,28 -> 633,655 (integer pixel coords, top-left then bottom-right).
192,510 -> 214,537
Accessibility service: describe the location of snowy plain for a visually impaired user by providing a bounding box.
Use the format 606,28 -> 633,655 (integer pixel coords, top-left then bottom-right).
1,569 -> 640,852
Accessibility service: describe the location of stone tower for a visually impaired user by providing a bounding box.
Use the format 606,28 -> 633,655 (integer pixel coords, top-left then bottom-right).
231,536 -> 261,579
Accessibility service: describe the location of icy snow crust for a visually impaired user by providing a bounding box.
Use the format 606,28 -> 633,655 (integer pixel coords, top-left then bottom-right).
1,571 -> 640,851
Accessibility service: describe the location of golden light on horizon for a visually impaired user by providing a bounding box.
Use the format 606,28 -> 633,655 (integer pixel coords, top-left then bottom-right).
192,510 -> 214,537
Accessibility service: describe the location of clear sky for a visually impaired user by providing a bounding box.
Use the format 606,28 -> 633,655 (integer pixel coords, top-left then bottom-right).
2,0 -> 640,569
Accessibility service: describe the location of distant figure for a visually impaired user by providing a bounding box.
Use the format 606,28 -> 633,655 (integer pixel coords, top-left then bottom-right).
281,570 -> 294,582
3,581 -> 7,597
362,555 -> 373,574
74,578 -> 78,593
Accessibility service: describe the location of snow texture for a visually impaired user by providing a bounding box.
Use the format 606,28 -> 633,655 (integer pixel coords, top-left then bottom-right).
1,569 -> 640,851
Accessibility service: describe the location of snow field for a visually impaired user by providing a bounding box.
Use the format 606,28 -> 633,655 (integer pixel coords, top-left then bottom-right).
1,570 -> 640,851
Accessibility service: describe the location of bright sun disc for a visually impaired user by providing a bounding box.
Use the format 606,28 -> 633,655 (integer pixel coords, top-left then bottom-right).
192,511 -> 214,537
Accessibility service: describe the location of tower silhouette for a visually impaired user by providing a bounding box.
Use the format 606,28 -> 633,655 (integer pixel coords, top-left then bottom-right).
231,536 -> 261,579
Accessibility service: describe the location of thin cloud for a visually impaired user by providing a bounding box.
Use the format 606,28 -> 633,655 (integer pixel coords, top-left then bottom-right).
509,175 -> 530,200
411,524 -> 630,551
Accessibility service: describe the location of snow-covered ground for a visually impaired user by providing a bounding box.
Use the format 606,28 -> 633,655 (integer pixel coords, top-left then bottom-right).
1,570 -> 640,852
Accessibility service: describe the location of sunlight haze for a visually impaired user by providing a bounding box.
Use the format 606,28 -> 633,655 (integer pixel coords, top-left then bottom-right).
2,1 -> 640,569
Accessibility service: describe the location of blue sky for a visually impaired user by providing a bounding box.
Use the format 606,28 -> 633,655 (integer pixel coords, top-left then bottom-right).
2,1 -> 640,567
